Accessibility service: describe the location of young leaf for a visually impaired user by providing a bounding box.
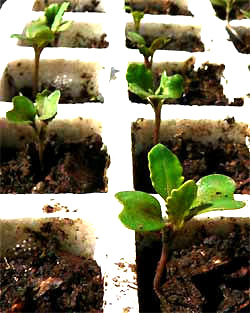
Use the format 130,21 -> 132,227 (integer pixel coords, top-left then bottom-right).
6,96 -> 36,124
189,174 -> 245,217
51,2 -> 70,33
155,72 -> 184,99
36,90 -> 60,121
25,23 -> 54,47
149,37 -> 171,55
127,31 -> 146,47
166,180 -> 197,229
115,191 -> 165,231
11,34 -> 28,41
148,144 -> 184,200
126,63 -> 154,97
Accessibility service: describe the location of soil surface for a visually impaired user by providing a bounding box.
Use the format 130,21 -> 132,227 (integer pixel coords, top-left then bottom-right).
129,62 -> 244,106
160,220 -> 250,313
0,221 -> 104,312
0,133 -> 109,193
136,219 -> 250,313
125,0 -> 192,15
132,127 -> 250,195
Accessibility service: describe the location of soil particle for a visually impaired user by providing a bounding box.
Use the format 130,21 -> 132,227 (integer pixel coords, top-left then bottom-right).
0,222 -> 104,312
0,134 -> 109,194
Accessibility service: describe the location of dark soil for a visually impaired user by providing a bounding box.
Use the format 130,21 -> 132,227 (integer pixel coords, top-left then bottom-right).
211,3 -> 250,21
0,133 -> 109,193
129,61 -> 244,106
126,29 -> 204,52
125,0 -> 192,16
132,123 -> 250,195
0,221 -> 104,312
136,218 -> 250,313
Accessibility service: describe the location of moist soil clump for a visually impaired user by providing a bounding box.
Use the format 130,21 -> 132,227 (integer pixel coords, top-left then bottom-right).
0,133 -> 109,193
0,221 -> 104,312
132,135 -> 250,195
125,0 -> 192,15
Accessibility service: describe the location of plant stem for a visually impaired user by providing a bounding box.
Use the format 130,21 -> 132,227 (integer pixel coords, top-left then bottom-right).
33,46 -> 43,99
148,97 -> 163,145
153,226 -> 174,299
144,56 -> 152,70
31,120 -> 46,172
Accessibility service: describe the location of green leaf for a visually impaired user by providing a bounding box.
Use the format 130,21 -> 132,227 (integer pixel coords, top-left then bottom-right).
189,174 -> 245,217
11,34 -> 28,41
241,9 -> 250,18
6,96 -> 36,124
26,23 -> 54,47
166,180 -> 197,230
115,191 -> 165,231
155,72 -> 184,99
149,37 -> 171,55
148,144 -> 184,200
36,90 -> 60,121
51,2 -> 70,32
126,63 -> 154,98
45,3 -> 60,28
210,0 -> 227,8
128,83 -> 152,99
127,31 -> 146,46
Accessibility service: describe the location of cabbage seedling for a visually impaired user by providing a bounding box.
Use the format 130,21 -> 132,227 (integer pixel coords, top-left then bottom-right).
11,2 -> 72,98
126,63 -> 184,144
115,143 -> 246,299
125,5 -> 145,32
127,32 -> 170,70
6,90 -> 60,172
125,5 -> 170,69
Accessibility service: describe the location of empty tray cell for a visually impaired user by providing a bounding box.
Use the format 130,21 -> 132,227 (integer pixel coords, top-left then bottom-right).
0,216 -> 104,311
0,59 -> 105,103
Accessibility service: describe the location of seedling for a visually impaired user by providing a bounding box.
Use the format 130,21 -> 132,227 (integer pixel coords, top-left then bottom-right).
127,32 -> 170,70
125,5 -> 145,32
126,63 -> 184,144
6,89 -> 60,172
126,4 -> 170,69
115,143 -> 245,299
11,2 -> 72,98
